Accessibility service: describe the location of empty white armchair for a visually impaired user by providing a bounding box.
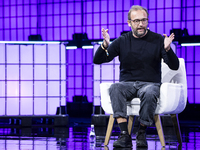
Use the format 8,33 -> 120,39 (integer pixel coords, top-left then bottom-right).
100,58 -> 187,146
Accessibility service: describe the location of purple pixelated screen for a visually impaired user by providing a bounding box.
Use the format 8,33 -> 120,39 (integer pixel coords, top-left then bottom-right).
0,0 -> 200,105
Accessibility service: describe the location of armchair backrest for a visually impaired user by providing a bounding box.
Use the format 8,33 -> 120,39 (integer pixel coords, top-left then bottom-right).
161,58 -> 187,105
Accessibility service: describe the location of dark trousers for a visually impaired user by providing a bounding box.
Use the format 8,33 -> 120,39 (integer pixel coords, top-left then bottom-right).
109,81 -> 161,126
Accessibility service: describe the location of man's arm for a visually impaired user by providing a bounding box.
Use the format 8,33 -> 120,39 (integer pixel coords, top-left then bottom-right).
161,33 -> 179,70
163,49 -> 179,70
93,45 -> 110,64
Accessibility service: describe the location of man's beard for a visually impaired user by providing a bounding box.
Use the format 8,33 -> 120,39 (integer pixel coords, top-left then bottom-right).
131,25 -> 147,38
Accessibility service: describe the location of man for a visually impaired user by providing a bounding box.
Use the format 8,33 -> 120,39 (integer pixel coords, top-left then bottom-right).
93,5 -> 179,148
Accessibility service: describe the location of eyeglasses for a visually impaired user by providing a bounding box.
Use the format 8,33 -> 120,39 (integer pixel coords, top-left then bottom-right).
129,18 -> 148,25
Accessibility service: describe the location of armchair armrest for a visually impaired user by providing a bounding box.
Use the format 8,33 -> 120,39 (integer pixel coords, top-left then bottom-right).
100,83 -> 114,114
155,82 -> 187,114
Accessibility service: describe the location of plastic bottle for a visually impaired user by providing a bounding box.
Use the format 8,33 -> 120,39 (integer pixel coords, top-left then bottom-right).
89,124 -> 96,148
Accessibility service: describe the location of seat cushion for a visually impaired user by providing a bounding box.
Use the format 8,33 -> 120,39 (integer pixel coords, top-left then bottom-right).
130,98 -> 140,105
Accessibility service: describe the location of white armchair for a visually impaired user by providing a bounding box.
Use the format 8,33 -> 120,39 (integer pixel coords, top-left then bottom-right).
100,58 -> 187,146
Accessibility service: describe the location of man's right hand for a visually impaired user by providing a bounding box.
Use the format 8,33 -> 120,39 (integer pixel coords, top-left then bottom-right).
102,28 -> 110,48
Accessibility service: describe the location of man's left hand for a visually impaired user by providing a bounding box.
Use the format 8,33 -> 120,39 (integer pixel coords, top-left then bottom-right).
163,33 -> 175,52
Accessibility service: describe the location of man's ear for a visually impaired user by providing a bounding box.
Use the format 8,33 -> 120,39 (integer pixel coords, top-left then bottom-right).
127,20 -> 131,27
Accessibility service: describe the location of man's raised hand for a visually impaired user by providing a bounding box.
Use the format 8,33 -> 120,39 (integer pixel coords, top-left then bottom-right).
102,28 -> 110,48
163,33 -> 175,52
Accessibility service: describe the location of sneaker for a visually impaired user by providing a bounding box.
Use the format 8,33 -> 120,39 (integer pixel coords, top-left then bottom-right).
113,131 -> 132,148
136,130 -> 148,148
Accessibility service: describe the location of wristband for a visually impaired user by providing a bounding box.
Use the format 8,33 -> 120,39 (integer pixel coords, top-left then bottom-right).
101,44 -> 109,56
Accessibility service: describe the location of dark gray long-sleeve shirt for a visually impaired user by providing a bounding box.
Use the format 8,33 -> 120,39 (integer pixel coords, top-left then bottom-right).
93,30 -> 179,83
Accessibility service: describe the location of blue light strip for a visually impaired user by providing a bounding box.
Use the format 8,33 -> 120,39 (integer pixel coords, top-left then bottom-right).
97,41 -> 112,45
97,41 -> 104,45
66,46 -> 77,49
181,43 -> 200,46
82,46 -> 93,49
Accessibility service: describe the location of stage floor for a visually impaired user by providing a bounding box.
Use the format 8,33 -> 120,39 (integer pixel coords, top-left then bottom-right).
0,120 -> 199,150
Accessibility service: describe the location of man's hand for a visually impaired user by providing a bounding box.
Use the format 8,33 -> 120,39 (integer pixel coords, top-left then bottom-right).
163,33 -> 175,52
102,28 -> 110,48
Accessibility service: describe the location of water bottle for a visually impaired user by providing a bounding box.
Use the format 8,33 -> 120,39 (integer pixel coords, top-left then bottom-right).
89,124 -> 96,148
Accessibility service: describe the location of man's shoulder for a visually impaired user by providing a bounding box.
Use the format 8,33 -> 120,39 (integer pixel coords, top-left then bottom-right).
149,30 -> 163,39
113,31 -> 131,43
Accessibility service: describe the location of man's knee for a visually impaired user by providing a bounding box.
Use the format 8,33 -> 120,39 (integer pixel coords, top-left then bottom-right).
109,83 -> 123,94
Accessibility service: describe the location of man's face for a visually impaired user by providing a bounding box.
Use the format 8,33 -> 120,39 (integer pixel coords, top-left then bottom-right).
127,10 -> 148,38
